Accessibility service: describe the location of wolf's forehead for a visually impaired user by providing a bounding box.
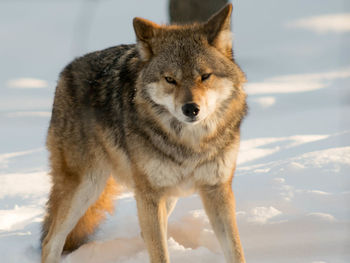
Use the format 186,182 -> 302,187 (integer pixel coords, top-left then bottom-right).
159,45 -> 212,73
162,67 -> 207,79
158,32 -> 206,55
160,58 -> 211,78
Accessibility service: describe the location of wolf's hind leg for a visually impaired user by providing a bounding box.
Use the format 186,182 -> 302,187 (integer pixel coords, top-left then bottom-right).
63,176 -> 118,251
41,170 -> 111,263
199,182 -> 245,263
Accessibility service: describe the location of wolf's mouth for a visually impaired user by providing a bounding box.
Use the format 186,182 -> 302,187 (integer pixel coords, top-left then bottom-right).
184,116 -> 200,124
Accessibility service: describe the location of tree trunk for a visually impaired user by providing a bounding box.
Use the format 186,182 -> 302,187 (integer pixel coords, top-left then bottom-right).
169,0 -> 228,24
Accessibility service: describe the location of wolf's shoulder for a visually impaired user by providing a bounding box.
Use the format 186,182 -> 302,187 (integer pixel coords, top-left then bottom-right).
60,44 -> 138,77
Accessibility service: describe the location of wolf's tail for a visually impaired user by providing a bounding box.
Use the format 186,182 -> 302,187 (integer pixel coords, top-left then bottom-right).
63,176 -> 118,252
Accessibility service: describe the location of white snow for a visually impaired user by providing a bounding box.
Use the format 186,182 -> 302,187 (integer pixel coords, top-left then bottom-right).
0,0 -> 349,263
0,171 -> 50,199
245,68 -> 350,95
0,205 -> 43,231
307,213 -> 337,222
252,96 -> 276,108
6,78 -> 49,89
287,13 -> 350,33
246,206 -> 282,224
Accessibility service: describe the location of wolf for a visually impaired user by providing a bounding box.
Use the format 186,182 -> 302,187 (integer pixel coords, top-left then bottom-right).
41,3 -> 247,263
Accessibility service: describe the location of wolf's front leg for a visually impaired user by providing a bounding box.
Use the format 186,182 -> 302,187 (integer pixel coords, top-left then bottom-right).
135,186 -> 170,263
199,181 -> 245,263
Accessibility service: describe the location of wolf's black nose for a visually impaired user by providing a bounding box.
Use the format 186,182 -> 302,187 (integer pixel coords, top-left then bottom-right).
182,103 -> 200,118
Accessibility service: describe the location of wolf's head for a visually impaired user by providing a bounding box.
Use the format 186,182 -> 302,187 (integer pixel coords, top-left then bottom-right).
133,4 -> 246,125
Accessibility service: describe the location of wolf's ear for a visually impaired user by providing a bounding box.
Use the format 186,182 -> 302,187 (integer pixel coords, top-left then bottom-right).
203,4 -> 233,58
133,17 -> 160,61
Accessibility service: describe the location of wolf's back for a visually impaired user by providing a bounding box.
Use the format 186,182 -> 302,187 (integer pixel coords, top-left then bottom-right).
48,44 -> 141,148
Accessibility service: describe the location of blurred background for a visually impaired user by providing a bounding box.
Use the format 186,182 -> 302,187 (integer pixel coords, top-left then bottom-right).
0,1 -> 349,263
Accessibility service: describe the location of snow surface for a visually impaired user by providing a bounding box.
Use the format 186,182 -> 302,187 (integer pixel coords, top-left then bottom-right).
287,13 -> 350,34
0,0 -> 349,262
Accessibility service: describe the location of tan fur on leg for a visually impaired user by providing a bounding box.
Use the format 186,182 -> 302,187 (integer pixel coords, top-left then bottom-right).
134,172 -> 170,263
63,176 -> 119,252
41,169 -> 111,263
199,181 -> 245,263
135,192 -> 169,263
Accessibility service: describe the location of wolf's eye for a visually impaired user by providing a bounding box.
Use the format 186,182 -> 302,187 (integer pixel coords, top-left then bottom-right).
165,76 -> 177,85
201,73 -> 212,81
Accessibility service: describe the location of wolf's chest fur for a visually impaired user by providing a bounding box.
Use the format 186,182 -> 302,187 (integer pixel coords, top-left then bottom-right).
109,131 -> 239,193
133,139 -> 239,191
